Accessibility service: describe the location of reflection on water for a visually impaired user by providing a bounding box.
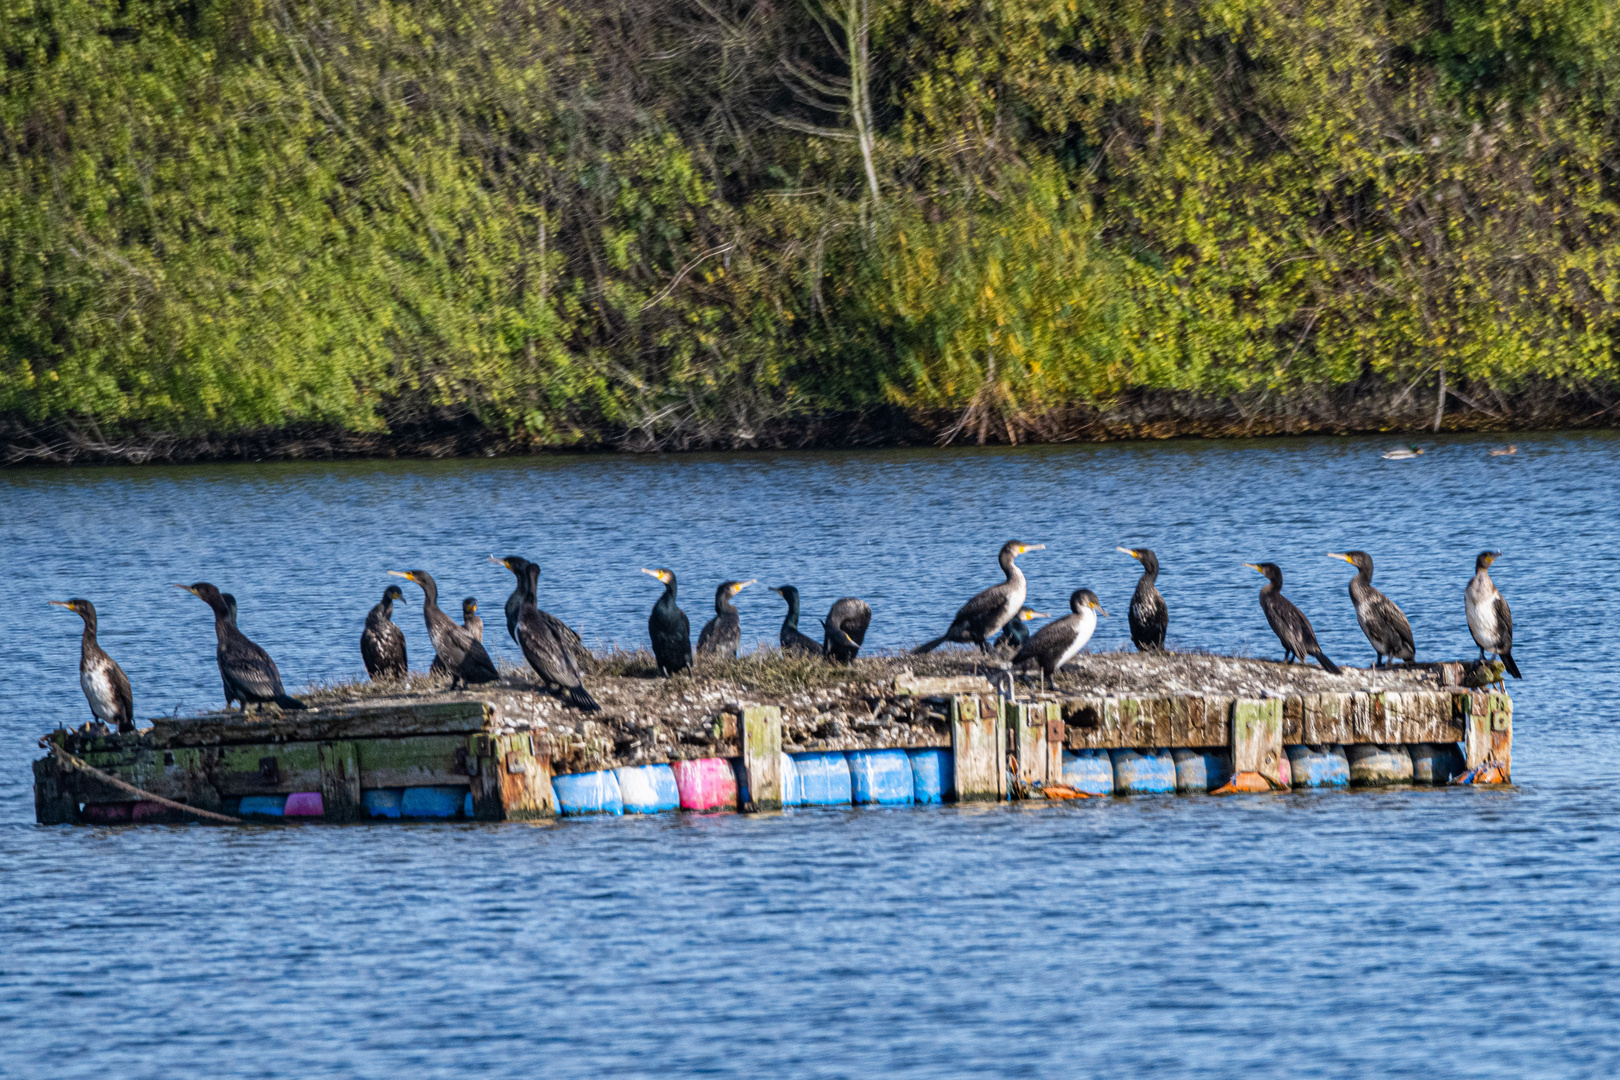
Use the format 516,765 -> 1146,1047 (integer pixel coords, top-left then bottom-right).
2,432 -> 1618,1077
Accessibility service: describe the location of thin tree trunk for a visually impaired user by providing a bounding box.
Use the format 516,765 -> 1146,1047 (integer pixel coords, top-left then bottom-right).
1434,359 -> 1446,432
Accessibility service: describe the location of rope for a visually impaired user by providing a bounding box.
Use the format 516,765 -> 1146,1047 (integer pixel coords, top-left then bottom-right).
46,741 -> 244,824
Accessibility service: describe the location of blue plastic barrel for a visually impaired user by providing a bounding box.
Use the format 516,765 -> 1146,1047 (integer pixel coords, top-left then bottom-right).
362,789 -> 403,819
401,786 -> 466,818
463,791 -> 474,818
789,752 -> 853,806
1347,744 -> 1414,786
615,764 -> 681,813
1110,748 -> 1176,794
1409,743 -> 1464,785
1172,748 -> 1232,793
238,794 -> 287,817
1061,750 -> 1115,795
780,753 -> 802,807
553,770 -> 625,816
848,749 -> 915,805
908,749 -> 953,804
1288,744 -> 1351,788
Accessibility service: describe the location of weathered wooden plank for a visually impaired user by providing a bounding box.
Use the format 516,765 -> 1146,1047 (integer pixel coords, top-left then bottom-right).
1043,702 -> 1064,782
951,694 -> 1005,801
32,754 -> 77,824
494,733 -> 554,820
894,673 -> 993,697
146,700 -> 493,748
356,735 -> 470,789
1008,700 -> 1049,787
741,705 -> 783,811
1462,692 -> 1513,776
1231,699 -> 1285,787
213,743 -> 323,796
319,741 -> 362,823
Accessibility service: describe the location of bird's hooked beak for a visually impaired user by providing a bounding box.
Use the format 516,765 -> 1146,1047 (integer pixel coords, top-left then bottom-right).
769,586 -> 783,597
488,555 -> 510,568
1243,563 -> 1264,575
387,570 -> 416,583
641,568 -> 668,583
48,599 -> 74,611
733,580 -> 756,595
1089,599 -> 1110,617
1327,552 -> 1353,564
1023,609 -> 1048,621
1116,546 -> 1141,560
1486,551 -> 1501,566
1016,543 -> 1046,555
172,583 -> 200,596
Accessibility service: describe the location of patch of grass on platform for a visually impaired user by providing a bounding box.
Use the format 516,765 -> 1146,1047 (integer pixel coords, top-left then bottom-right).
298,670 -> 447,706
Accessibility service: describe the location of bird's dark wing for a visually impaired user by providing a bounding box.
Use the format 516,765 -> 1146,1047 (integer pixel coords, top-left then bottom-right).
219,630 -> 286,699
459,634 -> 499,683
1367,591 -> 1415,655
362,624 -> 407,678
1263,594 -> 1318,655
949,584 -> 1013,640
519,610 -> 585,684
826,598 -> 871,646
1130,584 -> 1167,648
110,658 -> 133,728
1495,597 -> 1513,651
782,626 -> 824,656
697,614 -> 740,656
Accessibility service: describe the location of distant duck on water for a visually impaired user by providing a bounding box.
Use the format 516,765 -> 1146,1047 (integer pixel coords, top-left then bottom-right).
1382,445 -> 1425,460
50,598 -> 135,734
1490,444 -> 1518,457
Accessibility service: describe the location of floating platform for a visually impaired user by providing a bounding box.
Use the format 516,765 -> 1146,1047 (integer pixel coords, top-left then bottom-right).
31,653 -> 1514,824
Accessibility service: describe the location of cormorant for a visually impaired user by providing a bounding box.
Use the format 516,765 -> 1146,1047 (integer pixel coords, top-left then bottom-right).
914,541 -> 1044,653
50,598 -> 135,733
1012,589 -> 1107,692
1242,563 -> 1341,674
222,593 -> 238,627
388,570 -> 499,687
1328,551 -> 1415,667
1117,547 -> 1168,651
697,580 -> 755,659
994,607 -> 1047,652
513,562 -> 599,710
361,584 -> 408,680
428,598 -> 483,678
174,583 -> 307,710
1466,551 -> 1521,679
491,556 -> 586,659
642,568 -> 692,675
821,597 -> 871,663
769,586 -> 825,656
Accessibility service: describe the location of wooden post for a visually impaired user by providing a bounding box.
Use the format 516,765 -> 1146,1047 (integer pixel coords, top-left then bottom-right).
1044,702 -> 1064,781
951,694 -> 1006,801
1009,701 -> 1050,790
1231,698 -> 1285,788
741,705 -> 783,811
318,741 -> 362,823
469,733 -> 555,820
1463,691 -> 1513,779
32,750 -> 77,824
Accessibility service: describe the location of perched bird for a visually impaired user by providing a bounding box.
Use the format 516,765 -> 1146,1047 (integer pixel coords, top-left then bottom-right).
1328,551 -> 1415,667
1463,658 -> 1507,691
1489,445 -> 1518,457
821,597 -> 872,663
388,570 -> 499,688
513,562 -> 599,710
1012,589 -> 1107,692
1117,547 -> 1168,651
491,556 -> 586,659
914,541 -> 1045,653
642,568 -> 692,676
769,585 -> 825,656
994,607 -> 1048,652
50,599 -> 135,734
174,583 -> 307,710
428,598 -> 484,679
1243,563 -> 1341,674
360,584 -> 409,680
1382,445 -> 1425,460
698,580 -> 756,659
1465,551 -> 1521,679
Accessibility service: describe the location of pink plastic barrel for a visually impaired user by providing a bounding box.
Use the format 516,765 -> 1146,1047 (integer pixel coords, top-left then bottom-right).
284,792 -> 325,817
671,758 -> 738,812
81,803 -> 132,824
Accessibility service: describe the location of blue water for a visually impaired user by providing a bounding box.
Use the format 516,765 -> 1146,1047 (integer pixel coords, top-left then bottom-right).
2,432 -> 1618,1077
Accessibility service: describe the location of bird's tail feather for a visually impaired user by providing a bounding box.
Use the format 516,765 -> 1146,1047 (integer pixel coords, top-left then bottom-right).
1311,650 -> 1342,675
275,694 -> 308,710
1502,651 -> 1522,679
566,685 -> 601,712
912,635 -> 948,655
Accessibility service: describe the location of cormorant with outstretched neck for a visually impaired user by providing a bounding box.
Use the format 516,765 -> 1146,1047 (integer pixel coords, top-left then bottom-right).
994,607 -> 1047,652
1117,547 -> 1168,651
642,568 -> 693,675
50,598 -> 135,733
388,570 -> 498,687
914,541 -> 1044,653
1243,563 -> 1341,674
361,584 -> 408,680
698,580 -> 755,659
1466,551 -> 1521,679
1328,551 -> 1414,667
822,597 -> 871,663
175,582 -> 307,710
492,556 -> 586,659
769,586 -> 824,656
513,562 -> 599,710
1012,589 -> 1107,691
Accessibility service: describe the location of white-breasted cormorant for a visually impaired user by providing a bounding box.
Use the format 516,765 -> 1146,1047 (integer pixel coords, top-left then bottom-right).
388,570 -> 499,687
1243,563 -> 1341,674
175,583 -> 307,710
914,540 -> 1044,653
492,556 -> 586,659
50,599 -> 135,733
822,597 -> 871,663
1117,547 -> 1168,651
512,562 -> 599,710
361,584 -> 408,680
769,586 -> 825,656
698,580 -> 755,659
1328,551 -> 1414,667
1012,589 -> 1107,691
1465,551 -> 1521,678
994,607 -> 1047,652
642,568 -> 692,675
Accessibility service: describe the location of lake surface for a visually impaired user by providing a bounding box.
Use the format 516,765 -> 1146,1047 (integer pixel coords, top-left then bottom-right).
2,432 -> 1617,1078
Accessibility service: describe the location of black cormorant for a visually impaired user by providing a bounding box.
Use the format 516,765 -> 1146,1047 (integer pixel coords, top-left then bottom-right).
1012,589 -> 1107,691
914,541 -> 1044,653
361,584 -> 408,680
50,599 -> 135,733
1242,563 -> 1341,674
1328,551 -> 1415,667
697,580 -> 755,659
491,556 -> 586,659
388,570 -> 499,687
1465,551 -> 1521,678
175,583 -> 307,710
642,568 -> 692,675
769,586 -> 825,656
994,607 -> 1047,652
513,562 -> 599,710
1117,547 -> 1168,651
822,597 -> 872,663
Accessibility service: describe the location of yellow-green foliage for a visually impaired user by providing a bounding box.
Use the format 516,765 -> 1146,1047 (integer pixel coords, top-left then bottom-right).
3,0 -> 1617,444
